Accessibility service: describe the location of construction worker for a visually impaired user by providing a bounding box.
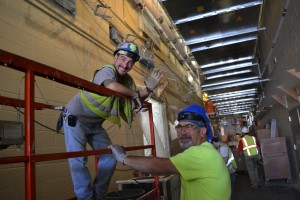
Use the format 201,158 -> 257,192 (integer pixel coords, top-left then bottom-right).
110,104 -> 231,200
212,136 -> 237,200
61,41 -> 163,200
239,127 -> 260,189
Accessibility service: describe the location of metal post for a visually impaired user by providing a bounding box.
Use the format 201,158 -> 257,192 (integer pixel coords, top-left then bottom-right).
147,104 -> 161,200
25,69 -> 36,200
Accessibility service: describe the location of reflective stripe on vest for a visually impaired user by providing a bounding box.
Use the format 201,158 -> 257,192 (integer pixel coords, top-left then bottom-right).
80,64 -> 135,126
226,154 -> 234,167
225,146 -> 237,170
242,136 -> 258,156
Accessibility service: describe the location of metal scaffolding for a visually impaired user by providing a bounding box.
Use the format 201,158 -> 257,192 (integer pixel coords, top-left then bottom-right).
0,49 -> 161,200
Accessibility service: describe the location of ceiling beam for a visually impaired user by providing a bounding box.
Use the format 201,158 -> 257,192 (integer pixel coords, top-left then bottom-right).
191,36 -> 257,52
174,0 -> 263,25
205,69 -> 252,80
201,78 -> 268,91
186,27 -> 265,46
200,56 -> 254,69
202,62 -> 257,75
201,76 -> 259,88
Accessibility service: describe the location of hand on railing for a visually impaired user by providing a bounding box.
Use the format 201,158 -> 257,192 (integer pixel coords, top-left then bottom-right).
109,144 -> 127,164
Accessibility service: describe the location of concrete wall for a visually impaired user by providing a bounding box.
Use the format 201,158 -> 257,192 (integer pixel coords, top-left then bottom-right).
0,0 -> 200,199
257,0 -> 300,181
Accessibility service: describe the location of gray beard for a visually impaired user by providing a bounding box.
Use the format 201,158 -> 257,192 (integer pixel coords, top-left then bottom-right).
179,140 -> 193,150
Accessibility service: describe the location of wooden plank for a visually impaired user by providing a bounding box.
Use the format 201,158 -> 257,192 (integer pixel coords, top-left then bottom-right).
287,69 -> 300,79
277,86 -> 300,102
271,95 -> 288,108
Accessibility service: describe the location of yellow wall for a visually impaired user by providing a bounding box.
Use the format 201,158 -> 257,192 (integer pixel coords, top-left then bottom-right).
0,0 -> 202,199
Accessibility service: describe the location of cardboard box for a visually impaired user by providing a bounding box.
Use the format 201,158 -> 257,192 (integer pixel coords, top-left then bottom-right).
256,129 -> 278,140
253,125 -> 265,131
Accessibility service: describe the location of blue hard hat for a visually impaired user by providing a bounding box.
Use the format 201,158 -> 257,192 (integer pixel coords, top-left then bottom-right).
114,42 -> 140,62
178,104 -> 212,137
207,135 -> 214,143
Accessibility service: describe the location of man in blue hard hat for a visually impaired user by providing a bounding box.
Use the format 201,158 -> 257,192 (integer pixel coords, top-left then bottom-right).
61,41 -> 163,200
109,104 -> 231,200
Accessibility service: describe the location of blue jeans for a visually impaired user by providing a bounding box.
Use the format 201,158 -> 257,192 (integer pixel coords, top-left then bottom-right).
63,110 -> 116,200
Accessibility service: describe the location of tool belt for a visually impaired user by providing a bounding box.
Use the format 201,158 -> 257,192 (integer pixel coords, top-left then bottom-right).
56,108 -> 78,133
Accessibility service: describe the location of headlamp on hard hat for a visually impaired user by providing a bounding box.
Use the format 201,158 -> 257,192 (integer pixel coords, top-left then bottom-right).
178,112 -> 206,127
114,42 -> 140,62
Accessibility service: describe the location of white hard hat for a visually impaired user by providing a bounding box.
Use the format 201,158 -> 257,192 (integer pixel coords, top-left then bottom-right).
241,127 -> 249,133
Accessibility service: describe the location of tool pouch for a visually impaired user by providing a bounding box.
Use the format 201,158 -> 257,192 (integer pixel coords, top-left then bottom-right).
67,115 -> 77,127
56,112 -> 64,133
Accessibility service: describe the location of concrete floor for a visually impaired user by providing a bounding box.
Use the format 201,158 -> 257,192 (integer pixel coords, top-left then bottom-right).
233,172 -> 300,200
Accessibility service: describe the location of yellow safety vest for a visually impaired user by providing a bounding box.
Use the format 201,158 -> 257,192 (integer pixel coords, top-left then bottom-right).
80,64 -> 136,127
221,144 -> 237,170
242,135 -> 258,156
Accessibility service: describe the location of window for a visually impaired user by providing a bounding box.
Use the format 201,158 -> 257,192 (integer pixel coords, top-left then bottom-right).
54,0 -> 76,15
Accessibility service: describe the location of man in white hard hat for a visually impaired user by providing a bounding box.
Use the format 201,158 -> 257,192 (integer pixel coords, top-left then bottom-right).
239,126 -> 260,189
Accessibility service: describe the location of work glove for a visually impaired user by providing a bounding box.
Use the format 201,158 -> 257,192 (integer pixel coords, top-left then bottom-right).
131,91 -> 142,113
143,68 -> 163,93
109,144 -> 127,164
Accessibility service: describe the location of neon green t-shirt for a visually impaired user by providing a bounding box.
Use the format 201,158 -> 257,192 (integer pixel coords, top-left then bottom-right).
170,142 -> 231,200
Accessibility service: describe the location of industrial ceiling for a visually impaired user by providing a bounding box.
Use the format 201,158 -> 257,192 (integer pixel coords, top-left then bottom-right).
161,0 -> 265,117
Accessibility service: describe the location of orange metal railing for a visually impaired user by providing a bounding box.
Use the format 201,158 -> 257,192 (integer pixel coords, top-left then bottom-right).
0,49 -> 160,200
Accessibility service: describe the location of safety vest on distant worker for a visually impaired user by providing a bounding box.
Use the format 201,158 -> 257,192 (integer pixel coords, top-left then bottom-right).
221,144 -> 237,170
79,64 -> 136,127
242,135 -> 258,156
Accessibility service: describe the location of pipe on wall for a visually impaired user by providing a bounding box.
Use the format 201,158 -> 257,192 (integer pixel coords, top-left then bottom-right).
142,6 -> 184,62
133,0 -> 197,76
261,0 -> 291,77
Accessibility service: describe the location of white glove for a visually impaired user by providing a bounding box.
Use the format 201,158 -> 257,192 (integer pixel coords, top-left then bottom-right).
143,68 -> 163,93
131,91 -> 142,113
109,144 -> 127,164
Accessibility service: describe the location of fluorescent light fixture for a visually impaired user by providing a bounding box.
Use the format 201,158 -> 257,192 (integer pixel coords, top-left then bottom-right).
186,27 -> 265,46
220,108 -> 251,113
202,62 -> 256,75
191,36 -> 257,52
217,105 -> 252,110
211,93 -> 256,101
202,76 -> 259,88
201,79 -> 267,91
200,56 -> 254,69
209,89 -> 257,100
215,101 -> 255,107
214,98 -> 258,106
174,0 -> 263,25
209,88 -> 257,98
205,69 -> 252,80
219,110 -> 250,115
188,74 -> 193,82
191,60 -> 198,66
216,104 -> 254,110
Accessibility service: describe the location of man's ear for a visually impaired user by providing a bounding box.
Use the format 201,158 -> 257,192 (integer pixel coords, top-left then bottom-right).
200,127 -> 207,137
114,54 -> 118,61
